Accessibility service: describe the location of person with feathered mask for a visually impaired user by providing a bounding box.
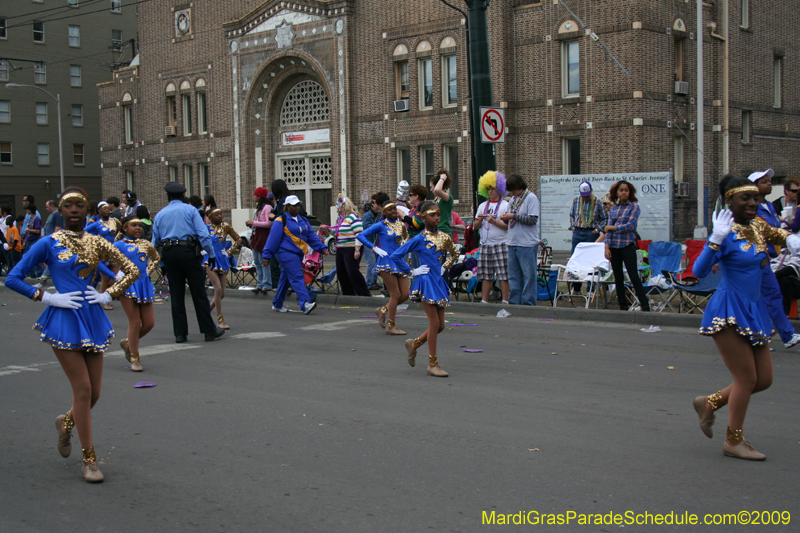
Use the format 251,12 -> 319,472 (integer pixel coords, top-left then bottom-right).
473,171 -> 510,304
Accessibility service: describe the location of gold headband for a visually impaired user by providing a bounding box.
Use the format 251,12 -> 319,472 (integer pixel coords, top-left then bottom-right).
59,192 -> 88,208
422,209 -> 441,216
208,208 -> 222,217
122,218 -> 142,228
724,185 -> 759,199
382,203 -> 397,210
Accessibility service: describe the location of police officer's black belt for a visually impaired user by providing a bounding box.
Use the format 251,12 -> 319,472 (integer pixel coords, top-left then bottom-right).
160,239 -> 192,248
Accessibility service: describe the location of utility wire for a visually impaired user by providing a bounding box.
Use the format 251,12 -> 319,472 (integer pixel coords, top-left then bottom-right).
2,0 -> 106,21
4,0 -> 153,30
557,0 -> 720,174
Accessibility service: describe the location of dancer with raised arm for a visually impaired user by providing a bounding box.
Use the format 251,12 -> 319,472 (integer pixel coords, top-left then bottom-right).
204,208 -> 241,329
5,187 -> 137,482
692,175 -> 800,460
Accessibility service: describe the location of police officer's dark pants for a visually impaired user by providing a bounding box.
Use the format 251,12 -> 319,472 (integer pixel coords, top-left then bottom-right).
162,244 -> 216,337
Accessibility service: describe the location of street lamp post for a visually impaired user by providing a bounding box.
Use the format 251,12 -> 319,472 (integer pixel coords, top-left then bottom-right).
5,83 -> 65,194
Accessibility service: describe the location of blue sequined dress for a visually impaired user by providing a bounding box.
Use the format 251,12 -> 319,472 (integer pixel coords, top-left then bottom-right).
695,219 -> 788,346
356,217 -> 410,277
5,230 -> 137,352
202,222 -> 242,272
85,217 -> 121,244
390,230 -> 459,307
114,238 -> 160,304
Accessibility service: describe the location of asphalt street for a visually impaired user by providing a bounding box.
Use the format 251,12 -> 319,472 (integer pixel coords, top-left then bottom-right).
0,287 -> 798,533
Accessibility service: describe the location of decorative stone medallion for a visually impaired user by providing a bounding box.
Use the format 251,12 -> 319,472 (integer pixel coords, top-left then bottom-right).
275,21 -> 295,50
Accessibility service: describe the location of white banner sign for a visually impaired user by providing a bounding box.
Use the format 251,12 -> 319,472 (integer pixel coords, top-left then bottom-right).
282,128 -> 331,146
538,172 -> 673,252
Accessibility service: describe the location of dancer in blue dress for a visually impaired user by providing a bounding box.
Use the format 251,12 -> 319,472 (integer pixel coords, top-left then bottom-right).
115,215 -> 160,372
390,201 -> 459,377
692,175 -> 800,461
85,201 -> 122,310
357,200 -> 410,335
262,195 -> 328,315
203,209 -> 241,330
5,187 -> 138,482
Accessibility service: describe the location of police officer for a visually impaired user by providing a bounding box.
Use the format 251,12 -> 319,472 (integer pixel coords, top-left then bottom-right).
152,182 -> 225,343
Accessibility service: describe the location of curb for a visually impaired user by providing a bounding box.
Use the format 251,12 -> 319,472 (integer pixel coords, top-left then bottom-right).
211,287 -> 704,328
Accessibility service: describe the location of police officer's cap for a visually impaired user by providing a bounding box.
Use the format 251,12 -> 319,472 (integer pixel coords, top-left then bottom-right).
164,182 -> 186,194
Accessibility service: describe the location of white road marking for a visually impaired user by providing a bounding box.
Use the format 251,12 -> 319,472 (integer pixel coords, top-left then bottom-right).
105,343 -> 201,358
0,362 -> 59,376
231,332 -> 287,340
299,319 -> 375,331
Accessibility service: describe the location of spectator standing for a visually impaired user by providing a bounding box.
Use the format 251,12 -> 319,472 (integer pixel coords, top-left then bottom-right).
122,191 -> 142,218
569,181 -> 607,293
772,179 -> 799,223
24,204 -> 43,278
202,195 -> 217,222
136,205 -> 153,242
431,169 -> 454,236
603,180 -> 650,312
395,180 -> 411,217
151,182 -> 224,343
474,171 -> 510,304
107,197 -> 123,220
402,184 -> 428,269
39,200 -> 64,280
362,192 -> 389,290
20,195 -> 40,242
334,194 -> 371,296
7,214 -> 23,270
499,174 -> 541,306
451,211 -> 466,248
245,187 -> 274,294
0,205 -> 9,273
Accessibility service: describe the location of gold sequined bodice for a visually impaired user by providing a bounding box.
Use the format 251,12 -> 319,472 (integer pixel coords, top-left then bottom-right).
50,230 -> 138,297
732,218 -> 789,255
383,218 -> 408,245
209,222 -> 242,253
421,230 -> 459,270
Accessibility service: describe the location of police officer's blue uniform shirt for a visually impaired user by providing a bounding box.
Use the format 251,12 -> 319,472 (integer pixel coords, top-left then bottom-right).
151,200 -> 215,257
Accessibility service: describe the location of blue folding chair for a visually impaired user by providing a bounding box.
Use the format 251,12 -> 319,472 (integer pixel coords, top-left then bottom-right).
671,268 -> 723,314
638,241 -> 682,312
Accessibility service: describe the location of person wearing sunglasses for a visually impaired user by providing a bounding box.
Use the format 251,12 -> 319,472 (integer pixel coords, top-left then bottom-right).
773,179 -> 799,228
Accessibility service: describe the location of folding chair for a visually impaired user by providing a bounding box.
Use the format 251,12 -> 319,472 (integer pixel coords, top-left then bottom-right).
227,246 -> 257,288
671,269 -> 722,314
639,241 -> 682,312
552,242 -> 610,308
311,265 -> 339,296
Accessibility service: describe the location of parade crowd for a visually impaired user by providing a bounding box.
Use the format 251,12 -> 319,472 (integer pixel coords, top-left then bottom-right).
2,166 -> 800,483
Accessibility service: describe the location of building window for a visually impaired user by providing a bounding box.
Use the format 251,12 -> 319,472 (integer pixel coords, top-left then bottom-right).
740,0 -> 749,29
169,165 -> 178,182
73,144 -> 84,166
70,65 -> 82,87
279,80 -> 330,126
773,57 -> 782,108
675,38 -> 685,82
742,110 -> 752,143
69,25 -> 80,47
124,105 -> 133,144
68,0 -> 79,6
395,61 -> 409,100
33,21 -> 44,43
200,163 -> 210,197
197,92 -> 207,134
0,60 -> 8,82
562,41 -> 580,98
111,0 -> 121,13
420,146 -> 435,186
126,170 -> 134,191
34,62 -> 46,84
443,144 -> 459,200
419,59 -> 433,109
397,148 -> 410,184
0,142 -> 11,164
36,102 -> 48,125
111,29 -> 122,47
562,137 -> 580,174
37,143 -> 49,165
71,104 -> 83,126
166,95 -> 177,128
0,17 -> 6,40
182,94 -> 192,135
0,101 -> 10,123
442,55 -> 457,107
674,136 -> 684,183
183,164 -> 194,196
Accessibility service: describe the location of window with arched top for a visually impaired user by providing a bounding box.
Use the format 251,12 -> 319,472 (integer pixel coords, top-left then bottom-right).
122,92 -> 133,102
179,80 -> 191,90
558,20 -> 578,33
165,82 -> 176,93
195,78 -> 206,89
440,36 -> 456,49
280,80 -> 330,127
393,44 -> 408,56
415,40 -> 431,53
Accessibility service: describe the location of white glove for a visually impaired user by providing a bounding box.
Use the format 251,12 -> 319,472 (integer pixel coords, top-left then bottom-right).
412,265 -> 430,277
222,250 -> 230,257
709,210 -> 734,246
441,266 -> 447,276
42,290 -> 83,309
84,285 -> 112,306
114,270 -> 125,282
373,246 -> 388,258
200,250 -> 208,256
2,243 -> 7,251
787,234 -> 800,256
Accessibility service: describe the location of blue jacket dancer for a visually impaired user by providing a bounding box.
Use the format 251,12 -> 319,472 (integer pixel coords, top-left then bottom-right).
113,237 -> 160,304
356,217 -> 409,277
391,229 -> 458,307
262,196 -> 327,315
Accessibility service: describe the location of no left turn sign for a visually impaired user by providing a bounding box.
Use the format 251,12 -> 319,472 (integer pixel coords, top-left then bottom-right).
480,107 -> 506,144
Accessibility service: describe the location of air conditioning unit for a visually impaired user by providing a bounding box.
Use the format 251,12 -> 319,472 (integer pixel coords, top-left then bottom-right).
393,99 -> 410,113
675,81 -> 689,95
164,126 -> 176,136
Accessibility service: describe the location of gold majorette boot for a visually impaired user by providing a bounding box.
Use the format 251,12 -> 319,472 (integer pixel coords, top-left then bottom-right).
129,352 -> 143,372
692,391 -> 722,439
376,306 -> 388,329
55,411 -> 74,458
385,318 -> 406,336
217,314 -> 230,330
404,337 -> 424,367
426,354 -> 449,378
81,446 -> 104,483
722,427 -> 766,461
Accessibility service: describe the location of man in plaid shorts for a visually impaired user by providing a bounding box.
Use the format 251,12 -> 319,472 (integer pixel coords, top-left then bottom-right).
473,183 -> 510,304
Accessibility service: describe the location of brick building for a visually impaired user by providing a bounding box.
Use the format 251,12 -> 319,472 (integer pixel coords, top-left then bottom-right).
98,0 -> 798,238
